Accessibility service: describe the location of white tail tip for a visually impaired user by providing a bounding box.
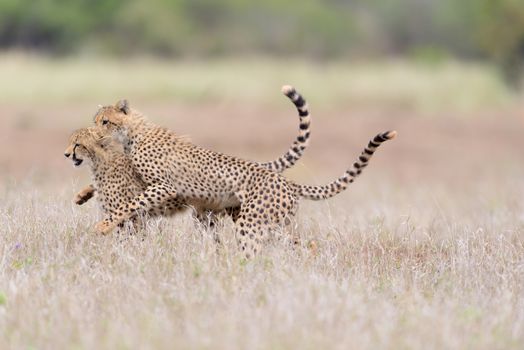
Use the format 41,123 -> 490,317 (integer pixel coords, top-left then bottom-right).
281,85 -> 295,95
386,130 -> 398,139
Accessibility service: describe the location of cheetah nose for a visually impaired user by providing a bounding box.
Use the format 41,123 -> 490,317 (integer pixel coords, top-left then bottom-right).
64,152 -> 71,158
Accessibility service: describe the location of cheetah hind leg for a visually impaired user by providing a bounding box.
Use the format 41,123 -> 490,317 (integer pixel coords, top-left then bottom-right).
234,216 -> 295,260
234,188 -> 299,259
233,201 -> 277,259
234,214 -> 269,260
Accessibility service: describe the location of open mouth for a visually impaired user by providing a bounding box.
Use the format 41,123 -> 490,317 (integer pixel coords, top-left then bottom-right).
73,157 -> 83,167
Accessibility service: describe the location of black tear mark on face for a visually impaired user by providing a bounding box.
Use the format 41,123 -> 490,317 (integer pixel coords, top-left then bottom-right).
72,145 -> 84,166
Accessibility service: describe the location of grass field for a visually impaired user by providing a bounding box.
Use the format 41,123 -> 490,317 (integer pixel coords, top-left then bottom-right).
0,52 -> 514,113
0,56 -> 523,349
1,178 -> 523,349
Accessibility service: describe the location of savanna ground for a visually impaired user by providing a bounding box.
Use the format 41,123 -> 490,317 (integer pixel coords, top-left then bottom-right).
0,54 -> 523,349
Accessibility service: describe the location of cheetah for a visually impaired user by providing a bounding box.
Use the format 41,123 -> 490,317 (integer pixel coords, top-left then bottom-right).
93,85 -> 396,258
71,86 -> 313,229
64,127 -> 186,231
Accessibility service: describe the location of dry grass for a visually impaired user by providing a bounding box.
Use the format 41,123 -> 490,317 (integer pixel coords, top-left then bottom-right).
0,56 -> 523,349
0,172 -> 523,349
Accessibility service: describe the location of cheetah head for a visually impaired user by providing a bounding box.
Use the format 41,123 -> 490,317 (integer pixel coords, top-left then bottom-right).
93,99 -> 130,132
92,99 -> 137,149
64,127 -> 109,167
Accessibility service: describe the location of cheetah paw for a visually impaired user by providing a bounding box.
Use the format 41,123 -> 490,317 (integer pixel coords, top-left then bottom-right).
74,188 -> 95,205
95,220 -> 115,235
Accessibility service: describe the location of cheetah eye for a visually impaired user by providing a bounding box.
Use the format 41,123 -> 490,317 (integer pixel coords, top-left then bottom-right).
102,120 -> 109,125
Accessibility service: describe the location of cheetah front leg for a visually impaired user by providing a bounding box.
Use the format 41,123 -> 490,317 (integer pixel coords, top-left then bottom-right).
95,184 -> 177,235
74,184 -> 96,205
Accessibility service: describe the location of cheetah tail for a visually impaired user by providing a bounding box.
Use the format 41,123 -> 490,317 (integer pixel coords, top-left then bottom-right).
260,85 -> 311,172
296,130 -> 397,200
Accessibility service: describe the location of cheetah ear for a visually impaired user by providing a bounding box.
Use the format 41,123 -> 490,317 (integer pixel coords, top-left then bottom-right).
115,99 -> 130,115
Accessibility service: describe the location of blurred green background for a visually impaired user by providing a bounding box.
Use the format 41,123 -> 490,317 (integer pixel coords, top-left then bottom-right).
0,0 -> 523,83
0,0 -> 523,182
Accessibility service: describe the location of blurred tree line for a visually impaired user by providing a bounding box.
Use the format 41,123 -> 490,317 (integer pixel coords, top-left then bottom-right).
0,0 -> 523,80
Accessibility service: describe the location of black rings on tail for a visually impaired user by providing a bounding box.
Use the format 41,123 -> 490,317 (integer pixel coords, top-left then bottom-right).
261,85 -> 311,172
297,130 -> 397,200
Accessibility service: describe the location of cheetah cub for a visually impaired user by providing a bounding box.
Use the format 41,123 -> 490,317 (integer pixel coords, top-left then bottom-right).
72,86 -> 313,229
93,86 -> 396,258
64,127 -> 186,231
